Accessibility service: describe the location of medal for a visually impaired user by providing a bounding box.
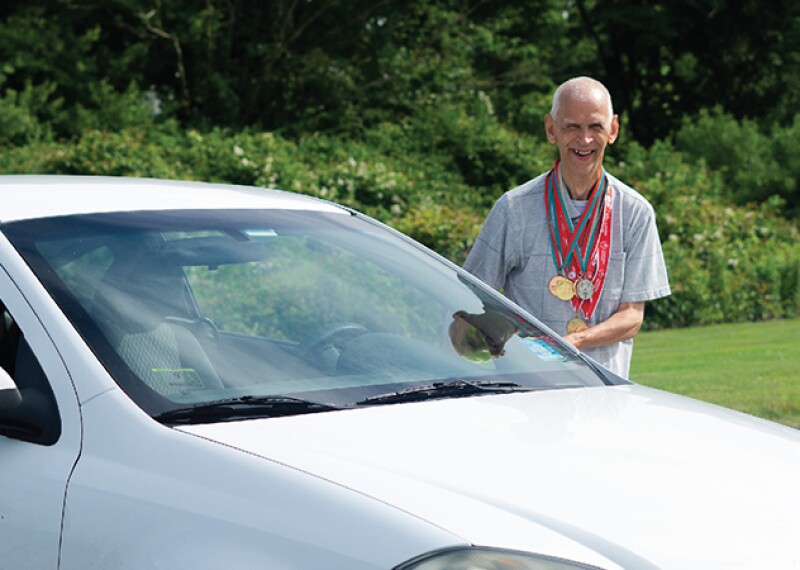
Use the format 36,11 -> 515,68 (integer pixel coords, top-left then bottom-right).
575,278 -> 594,300
548,275 -> 575,301
566,316 -> 588,334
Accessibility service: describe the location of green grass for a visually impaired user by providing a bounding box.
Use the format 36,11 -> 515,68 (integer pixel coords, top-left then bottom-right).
629,318 -> 800,427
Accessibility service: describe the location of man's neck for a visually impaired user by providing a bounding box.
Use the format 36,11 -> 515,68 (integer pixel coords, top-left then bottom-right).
561,171 -> 601,201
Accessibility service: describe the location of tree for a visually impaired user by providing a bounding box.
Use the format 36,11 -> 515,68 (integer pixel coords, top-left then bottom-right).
570,0 -> 800,144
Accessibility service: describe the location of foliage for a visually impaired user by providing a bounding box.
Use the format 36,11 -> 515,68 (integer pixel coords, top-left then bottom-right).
0,82 -> 51,144
2,1 -> 800,208
674,108 -> 800,213
2,1 -> 800,331
3,1 -> 799,146
3,126 -> 800,331
0,1 -> 559,136
616,141 -> 800,329
0,124 -> 487,260
568,0 -> 800,144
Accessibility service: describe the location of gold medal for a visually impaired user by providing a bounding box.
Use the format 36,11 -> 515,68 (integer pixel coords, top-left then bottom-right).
548,275 -> 575,301
566,316 -> 589,334
575,278 -> 594,300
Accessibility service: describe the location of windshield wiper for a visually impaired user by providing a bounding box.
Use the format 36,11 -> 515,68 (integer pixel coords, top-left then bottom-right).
154,395 -> 340,425
355,379 -> 533,407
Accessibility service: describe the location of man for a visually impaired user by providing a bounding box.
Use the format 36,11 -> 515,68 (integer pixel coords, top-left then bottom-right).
463,77 -> 670,378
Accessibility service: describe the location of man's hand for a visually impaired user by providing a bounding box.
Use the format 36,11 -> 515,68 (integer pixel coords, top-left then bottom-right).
563,302 -> 645,350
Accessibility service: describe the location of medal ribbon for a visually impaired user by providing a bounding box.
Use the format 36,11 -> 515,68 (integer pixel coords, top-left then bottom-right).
545,161 -> 604,275
544,161 -> 614,319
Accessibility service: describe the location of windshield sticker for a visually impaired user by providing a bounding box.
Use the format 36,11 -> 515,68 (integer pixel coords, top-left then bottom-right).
150,368 -> 204,395
520,338 -> 567,361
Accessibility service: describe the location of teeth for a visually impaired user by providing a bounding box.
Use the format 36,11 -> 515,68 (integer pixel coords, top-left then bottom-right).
574,150 -> 592,157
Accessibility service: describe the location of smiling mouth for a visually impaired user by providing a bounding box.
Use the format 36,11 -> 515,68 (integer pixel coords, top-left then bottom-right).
572,149 -> 594,157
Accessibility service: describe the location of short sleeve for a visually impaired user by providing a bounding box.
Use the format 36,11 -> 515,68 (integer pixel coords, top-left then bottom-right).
620,202 -> 671,303
463,196 -> 516,291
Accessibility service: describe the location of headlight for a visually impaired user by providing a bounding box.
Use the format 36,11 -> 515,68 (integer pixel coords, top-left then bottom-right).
395,547 -> 605,570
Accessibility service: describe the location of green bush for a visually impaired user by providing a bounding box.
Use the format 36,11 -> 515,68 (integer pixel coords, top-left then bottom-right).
0,81 -> 58,144
73,81 -> 157,133
616,142 -> 800,329
37,127 -> 180,178
674,108 -> 800,213
404,97 -> 553,199
3,125 -> 799,331
648,198 -> 800,329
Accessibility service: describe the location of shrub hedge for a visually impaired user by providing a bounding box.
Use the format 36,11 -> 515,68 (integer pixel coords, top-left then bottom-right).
617,141 -> 800,328
1,123 -> 798,331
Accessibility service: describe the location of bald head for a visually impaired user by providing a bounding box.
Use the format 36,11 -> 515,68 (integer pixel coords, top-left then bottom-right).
550,77 -> 614,125
544,76 -> 619,197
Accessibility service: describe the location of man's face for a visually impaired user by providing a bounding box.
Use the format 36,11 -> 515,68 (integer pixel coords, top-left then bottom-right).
544,89 -> 619,186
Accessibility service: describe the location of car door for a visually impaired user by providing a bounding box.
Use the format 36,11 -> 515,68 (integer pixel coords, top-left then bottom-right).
0,267 -> 82,569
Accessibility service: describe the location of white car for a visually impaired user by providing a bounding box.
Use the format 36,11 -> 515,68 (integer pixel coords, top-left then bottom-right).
1,176 -> 799,570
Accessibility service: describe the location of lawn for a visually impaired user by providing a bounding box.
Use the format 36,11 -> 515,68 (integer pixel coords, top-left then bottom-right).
629,318 -> 800,428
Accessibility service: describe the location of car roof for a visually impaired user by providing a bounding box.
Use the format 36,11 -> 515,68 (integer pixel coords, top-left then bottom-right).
0,175 -> 344,223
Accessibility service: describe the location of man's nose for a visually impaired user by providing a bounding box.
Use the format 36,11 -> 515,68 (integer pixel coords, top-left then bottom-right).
577,128 -> 593,144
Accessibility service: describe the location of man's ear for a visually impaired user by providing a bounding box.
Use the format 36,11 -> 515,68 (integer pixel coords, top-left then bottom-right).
544,114 -> 557,144
608,114 -> 620,144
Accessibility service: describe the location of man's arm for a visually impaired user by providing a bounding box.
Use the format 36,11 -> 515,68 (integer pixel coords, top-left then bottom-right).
563,302 -> 644,350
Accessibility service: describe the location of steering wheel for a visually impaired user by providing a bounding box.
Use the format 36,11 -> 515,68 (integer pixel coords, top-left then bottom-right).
295,322 -> 369,373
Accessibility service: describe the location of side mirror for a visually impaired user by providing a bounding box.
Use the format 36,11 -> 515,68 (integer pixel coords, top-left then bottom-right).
0,367 -> 26,437
0,366 -> 16,390
0,368 -> 56,444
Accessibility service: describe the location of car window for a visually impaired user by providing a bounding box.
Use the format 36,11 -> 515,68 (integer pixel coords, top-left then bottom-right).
4,209 -> 608,420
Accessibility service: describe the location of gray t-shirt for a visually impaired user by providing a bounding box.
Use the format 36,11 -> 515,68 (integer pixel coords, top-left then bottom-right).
463,171 -> 671,378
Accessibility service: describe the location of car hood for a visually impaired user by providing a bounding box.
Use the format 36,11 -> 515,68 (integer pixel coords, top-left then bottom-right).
179,384 -> 800,569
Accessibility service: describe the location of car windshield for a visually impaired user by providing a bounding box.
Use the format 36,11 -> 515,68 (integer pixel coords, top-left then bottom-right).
3,208 -> 608,421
